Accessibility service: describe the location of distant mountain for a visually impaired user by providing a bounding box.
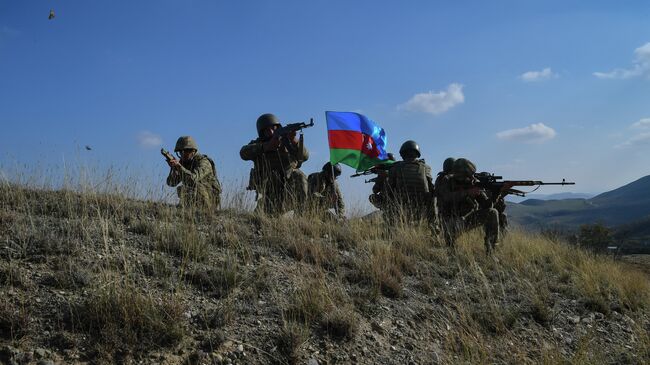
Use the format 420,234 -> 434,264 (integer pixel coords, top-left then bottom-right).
507,175 -> 650,231
506,192 -> 596,203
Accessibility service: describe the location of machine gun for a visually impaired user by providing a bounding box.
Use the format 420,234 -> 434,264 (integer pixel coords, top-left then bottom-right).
474,172 -> 575,201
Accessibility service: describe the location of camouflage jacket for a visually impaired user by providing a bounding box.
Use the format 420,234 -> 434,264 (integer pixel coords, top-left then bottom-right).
436,175 -> 491,218
307,172 -> 345,217
240,135 -> 309,187
166,153 -> 221,205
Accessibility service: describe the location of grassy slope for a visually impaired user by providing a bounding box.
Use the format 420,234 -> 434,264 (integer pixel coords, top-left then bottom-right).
0,184 -> 649,364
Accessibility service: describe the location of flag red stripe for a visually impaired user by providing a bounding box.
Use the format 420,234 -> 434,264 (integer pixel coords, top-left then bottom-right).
328,130 -> 363,150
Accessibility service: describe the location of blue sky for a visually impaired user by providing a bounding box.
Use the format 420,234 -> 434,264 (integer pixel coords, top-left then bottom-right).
1,1 -> 649,208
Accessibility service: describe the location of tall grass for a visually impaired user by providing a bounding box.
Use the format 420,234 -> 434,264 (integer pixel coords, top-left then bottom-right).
0,163 -> 648,364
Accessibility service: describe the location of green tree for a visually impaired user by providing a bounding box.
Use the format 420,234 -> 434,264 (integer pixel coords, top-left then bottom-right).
578,223 -> 612,253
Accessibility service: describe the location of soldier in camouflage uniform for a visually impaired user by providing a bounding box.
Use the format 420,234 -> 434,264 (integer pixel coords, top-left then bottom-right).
166,136 -> 221,209
437,158 -> 500,254
434,157 -> 455,217
240,113 -> 309,215
307,162 -> 345,220
368,153 -> 395,210
384,141 -> 435,228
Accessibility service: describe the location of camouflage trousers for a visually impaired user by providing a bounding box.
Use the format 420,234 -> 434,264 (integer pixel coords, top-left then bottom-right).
254,169 -> 308,216
177,185 -> 220,211
442,207 -> 500,254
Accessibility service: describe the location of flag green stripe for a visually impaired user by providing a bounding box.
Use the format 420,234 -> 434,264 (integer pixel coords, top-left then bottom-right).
330,148 -> 393,171
329,148 -> 362,167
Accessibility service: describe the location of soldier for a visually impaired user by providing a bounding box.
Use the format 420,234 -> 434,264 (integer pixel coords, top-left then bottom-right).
384,141 -> 435,228
240,113 -> 309,215
307,162 -> 345,220
368,153 -> 395,210
437,158 -> 500,254
166,136 -> 221,209
434,157 -> 455,218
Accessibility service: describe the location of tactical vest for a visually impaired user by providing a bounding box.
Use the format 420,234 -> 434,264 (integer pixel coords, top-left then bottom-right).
389,160 -> 431,197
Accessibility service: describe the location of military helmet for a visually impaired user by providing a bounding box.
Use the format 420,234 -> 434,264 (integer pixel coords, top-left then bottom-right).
443,157 -> 456,173
256,113 -> 281,136
174,136 -> 198,152
322,162 -> 342,177
452,158 -> 476,177
399,140 -> 421,158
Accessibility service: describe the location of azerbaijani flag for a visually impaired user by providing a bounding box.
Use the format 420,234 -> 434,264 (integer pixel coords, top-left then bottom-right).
326,111 -> 392,172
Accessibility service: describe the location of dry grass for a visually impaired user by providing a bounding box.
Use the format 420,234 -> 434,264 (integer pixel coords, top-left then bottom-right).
1,170 -> 649,364
70,279 -> 186,354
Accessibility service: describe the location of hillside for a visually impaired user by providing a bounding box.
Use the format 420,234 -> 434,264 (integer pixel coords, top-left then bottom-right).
1,184 -> 649,364
506,192 -> 596,204
508,174 -> 650,231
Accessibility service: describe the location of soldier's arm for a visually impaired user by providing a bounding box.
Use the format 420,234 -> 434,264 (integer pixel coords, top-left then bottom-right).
425,165 -> 435,192
372,173 -> 387,194
438,179 -> 471,204
178,158 -> 214,185
240,141 -> 264,161
293,134 -> 309,162
166,168 -> 181,187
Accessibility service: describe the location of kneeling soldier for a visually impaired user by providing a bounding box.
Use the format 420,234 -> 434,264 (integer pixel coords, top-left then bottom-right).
384,140 -> 436,229
166,136 -> 221,209
437,158 -> 500,254
308,162 -> 345,219
240,113 -> 309,215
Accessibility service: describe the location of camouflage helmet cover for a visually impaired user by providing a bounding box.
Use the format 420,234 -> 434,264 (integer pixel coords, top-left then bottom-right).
443,157 -> 456,173
256,113 -> 281,136
174,136 -> 198,152
399,140 -> 421,158
452,158 -> 476,177
322,162 -> 342,177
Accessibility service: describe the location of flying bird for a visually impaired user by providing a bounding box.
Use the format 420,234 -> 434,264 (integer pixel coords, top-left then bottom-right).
49,9 -> 55,20
85,145 -> 92,151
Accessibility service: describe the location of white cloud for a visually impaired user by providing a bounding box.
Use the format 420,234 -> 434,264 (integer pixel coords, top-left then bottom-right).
398,83 -> 465,116
615,132 -> 650,148
520,67 -> 557,82
631,118 -> 650,129
594,42 -> 650,79
496,123 -> 557,143
137,131 -> 162,148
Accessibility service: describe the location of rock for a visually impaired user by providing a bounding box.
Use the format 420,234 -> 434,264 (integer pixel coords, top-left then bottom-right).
568,316 -> 580,324
34,348 -> 47,359
308,359 -> 319,365
37,361 -> 55,365
213,354 -> 224,363
237,344 -> 244,353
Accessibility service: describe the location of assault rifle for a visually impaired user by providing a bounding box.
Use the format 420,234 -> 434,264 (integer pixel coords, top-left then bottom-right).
160,148 -> 176,162
275,118 -> 314,154
474,172 -> 575,200
276,118 -> 315,136
350,162 -> 393,183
